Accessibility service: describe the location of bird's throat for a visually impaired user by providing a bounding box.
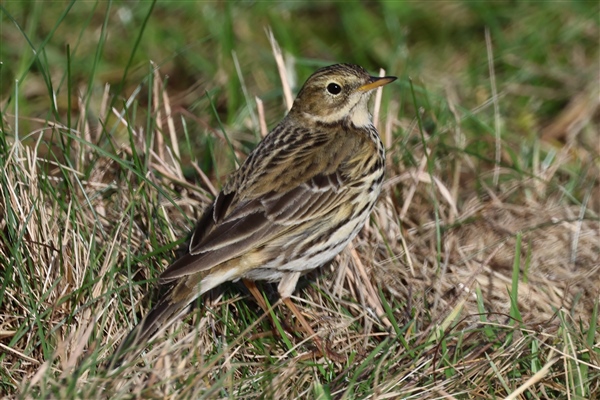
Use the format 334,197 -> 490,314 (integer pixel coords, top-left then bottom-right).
349,103 -> 373,128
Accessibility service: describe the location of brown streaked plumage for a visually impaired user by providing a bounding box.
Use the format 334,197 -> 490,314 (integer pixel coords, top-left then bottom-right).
108,63 -> 396,367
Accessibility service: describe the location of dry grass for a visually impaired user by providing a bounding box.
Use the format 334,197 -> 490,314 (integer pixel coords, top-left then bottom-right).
1,12 -> 599,398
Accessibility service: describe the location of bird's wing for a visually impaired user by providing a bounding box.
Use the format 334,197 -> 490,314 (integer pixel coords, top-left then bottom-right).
159,172 -> 350,283
159,129 -> 359,283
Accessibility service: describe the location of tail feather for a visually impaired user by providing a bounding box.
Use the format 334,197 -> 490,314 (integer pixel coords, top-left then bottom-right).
105,260 -> 238,370
105,291 -> 191,370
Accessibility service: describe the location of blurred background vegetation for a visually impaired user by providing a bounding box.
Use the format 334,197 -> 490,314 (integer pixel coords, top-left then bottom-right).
1,1 -> 597,181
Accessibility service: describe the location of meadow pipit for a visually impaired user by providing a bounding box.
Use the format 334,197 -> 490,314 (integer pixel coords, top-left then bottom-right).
109,63 -> 396,366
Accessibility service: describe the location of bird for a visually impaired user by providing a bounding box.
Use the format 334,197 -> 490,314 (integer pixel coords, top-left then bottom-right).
108,63 -> 396,367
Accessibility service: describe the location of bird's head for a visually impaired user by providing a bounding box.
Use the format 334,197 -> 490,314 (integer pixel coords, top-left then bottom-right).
289,63 -> 396,127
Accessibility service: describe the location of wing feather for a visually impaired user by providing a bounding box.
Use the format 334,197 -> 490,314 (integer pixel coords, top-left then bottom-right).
159,127 -> 358,282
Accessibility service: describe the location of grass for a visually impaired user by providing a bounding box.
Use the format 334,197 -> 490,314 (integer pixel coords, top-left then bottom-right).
1,1 -> 599,399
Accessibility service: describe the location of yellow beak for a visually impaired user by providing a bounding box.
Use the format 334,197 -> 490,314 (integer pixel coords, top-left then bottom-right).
358,75 -> 397,92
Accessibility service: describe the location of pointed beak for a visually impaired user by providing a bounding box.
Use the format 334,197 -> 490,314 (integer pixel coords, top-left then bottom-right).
358,75 -> 397,92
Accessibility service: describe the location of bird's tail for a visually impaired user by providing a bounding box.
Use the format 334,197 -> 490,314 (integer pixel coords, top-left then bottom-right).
104,259 -> 240,370
105,287 -> 193,370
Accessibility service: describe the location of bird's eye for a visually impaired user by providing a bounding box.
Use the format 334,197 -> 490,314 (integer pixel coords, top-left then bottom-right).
326,82 -> 342,95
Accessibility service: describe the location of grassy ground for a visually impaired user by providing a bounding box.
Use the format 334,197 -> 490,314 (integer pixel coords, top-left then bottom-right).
1,1 -> 599,399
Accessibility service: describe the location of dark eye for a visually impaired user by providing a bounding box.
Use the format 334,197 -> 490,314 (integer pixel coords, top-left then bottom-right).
326,82 -> 342,95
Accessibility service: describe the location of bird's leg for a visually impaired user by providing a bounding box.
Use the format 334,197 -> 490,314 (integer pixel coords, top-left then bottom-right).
244,277 -> 343,361
281,297 -> 345,362
278,272 -> 345,362
242,279 -> 295,337
242,278 -> 270,314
